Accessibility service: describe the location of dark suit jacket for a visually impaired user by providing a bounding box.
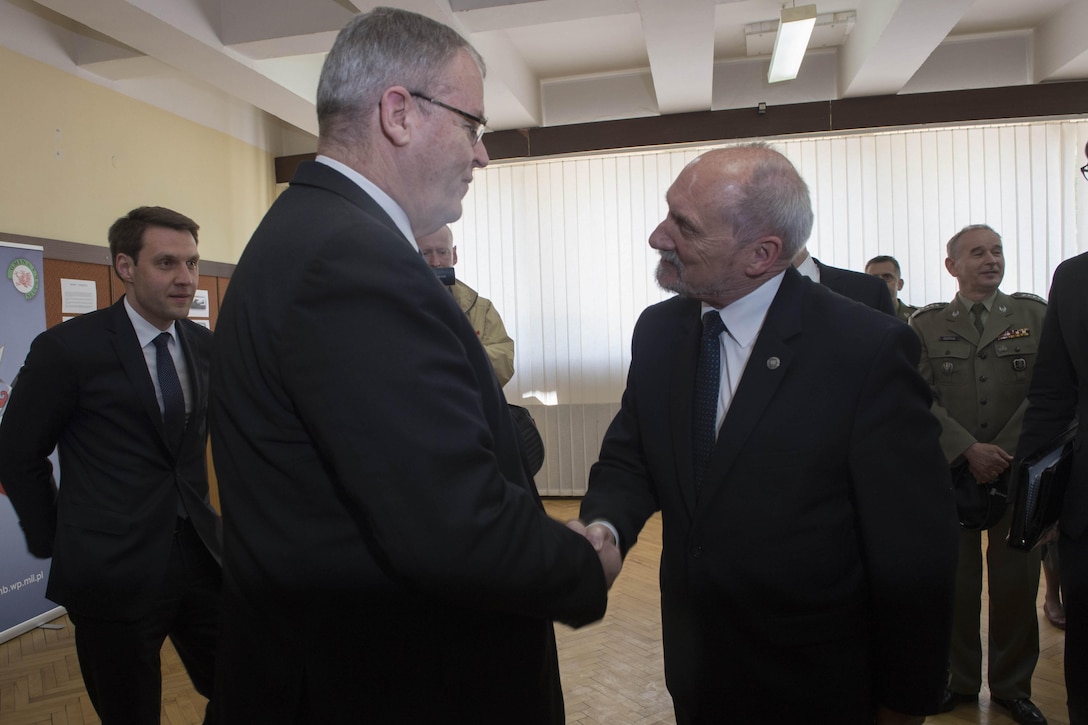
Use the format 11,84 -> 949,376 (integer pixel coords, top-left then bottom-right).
815,258 -> 897,315
210,160 -> 606,724
1017,251 -> 1088,538
581,267 -> 957,723
0,299 -> 219,620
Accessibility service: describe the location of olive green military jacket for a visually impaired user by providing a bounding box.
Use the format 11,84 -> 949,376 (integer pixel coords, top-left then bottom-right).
450,279 -> 515,387
910,290 -> 1047,462
896,300 -> 919,324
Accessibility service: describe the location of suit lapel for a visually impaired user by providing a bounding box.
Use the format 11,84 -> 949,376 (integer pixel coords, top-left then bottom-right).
979,291 -> 1015,348
108,299 -> 174,454
697,269 -> 803,506
944,296 -> 978,344
175,322 -> 205,444
667,301 -> 701,516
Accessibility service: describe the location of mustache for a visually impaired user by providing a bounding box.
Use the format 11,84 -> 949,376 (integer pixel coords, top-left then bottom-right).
658,250 -> 684,272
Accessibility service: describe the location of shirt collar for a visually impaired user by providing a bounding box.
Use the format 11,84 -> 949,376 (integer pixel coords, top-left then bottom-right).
956,290 -> 998,311
795,253 -> 820,283
124,296 -> 177,348
315,155 -> 417,250
701,271 -> 786,349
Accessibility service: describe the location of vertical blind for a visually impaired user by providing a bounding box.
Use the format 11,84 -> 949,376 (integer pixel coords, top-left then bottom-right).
451,119 -> 1088,495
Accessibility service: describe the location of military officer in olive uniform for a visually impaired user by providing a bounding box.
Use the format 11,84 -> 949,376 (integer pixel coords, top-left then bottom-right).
866,254 -> 919,323
910,224 -> 1048,725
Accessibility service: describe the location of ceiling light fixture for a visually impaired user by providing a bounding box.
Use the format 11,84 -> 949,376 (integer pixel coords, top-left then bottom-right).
768,4 -> 817,83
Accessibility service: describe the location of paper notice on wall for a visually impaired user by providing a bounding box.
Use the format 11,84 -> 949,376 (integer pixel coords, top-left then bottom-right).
189,290 -> 209,318
60,279 -> 97,314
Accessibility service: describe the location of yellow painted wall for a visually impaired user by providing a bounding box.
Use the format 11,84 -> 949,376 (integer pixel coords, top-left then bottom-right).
0,46 -> 275,264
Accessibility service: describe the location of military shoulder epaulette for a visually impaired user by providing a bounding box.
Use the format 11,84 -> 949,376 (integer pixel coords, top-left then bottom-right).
911,302 -> 948,317
1011,292 -> 1047,305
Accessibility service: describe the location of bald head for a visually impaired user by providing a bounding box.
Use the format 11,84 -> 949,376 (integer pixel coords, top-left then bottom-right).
649,144 -> 814,307
417,225 -> 457,269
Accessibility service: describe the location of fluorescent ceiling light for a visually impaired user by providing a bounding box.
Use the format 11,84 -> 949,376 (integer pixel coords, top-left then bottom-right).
768,4 -> 817,83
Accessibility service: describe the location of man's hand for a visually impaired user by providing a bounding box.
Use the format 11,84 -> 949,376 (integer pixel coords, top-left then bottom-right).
962,442 -> 1013,483
567,519 -> 622,589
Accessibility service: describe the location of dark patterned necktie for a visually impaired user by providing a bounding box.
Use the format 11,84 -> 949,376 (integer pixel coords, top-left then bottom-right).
153,332 -> 185,450
693,311 -> 726,490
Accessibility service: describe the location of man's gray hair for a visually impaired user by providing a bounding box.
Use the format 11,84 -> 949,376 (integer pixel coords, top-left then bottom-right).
317,7 -> 484,148
727,143 -> 814,259
946,224 -> 1000,258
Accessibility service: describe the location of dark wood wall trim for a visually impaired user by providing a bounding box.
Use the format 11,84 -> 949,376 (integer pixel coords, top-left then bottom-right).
0,231 -> 235,278
274,80 -> 1088,182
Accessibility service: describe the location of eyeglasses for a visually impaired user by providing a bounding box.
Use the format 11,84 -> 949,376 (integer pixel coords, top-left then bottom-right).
410,92 -> 487,146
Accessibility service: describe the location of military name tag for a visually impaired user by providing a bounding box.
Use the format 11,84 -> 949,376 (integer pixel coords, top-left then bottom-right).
939,336 -> 959,342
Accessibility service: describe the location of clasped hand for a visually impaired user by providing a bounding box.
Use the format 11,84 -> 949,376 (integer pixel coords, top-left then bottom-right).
566,520 -> 623,589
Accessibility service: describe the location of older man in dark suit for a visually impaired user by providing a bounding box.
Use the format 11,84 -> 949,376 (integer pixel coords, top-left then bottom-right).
1016,142 -> 1088,725
0,206 -> 221,724
209,8 -> 616,724
578,144 -> 958,724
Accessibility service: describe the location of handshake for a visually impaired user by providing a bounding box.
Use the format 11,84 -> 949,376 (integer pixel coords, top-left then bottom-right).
566,519 -> 623,589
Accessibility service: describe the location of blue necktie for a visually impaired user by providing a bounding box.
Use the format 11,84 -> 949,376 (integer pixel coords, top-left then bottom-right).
153,332 -> 185,451
693,311 -> 726,490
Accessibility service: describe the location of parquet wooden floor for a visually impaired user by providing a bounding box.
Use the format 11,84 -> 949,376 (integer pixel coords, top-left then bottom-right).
0,498 -> 1070,724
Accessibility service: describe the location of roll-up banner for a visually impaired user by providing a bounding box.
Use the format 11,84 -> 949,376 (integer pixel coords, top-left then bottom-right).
0,241 -> 64,643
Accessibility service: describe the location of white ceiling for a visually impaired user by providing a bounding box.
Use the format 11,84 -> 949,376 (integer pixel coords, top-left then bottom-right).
3,0 -> 1086,155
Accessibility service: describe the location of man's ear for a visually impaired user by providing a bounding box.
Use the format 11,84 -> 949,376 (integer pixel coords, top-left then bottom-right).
897,278 -> 905,292
379,87 -> 413,147
944,257 -> 958,278
451,245 -> 458,266
114,254 -> 135,284
746,236 -> 784,276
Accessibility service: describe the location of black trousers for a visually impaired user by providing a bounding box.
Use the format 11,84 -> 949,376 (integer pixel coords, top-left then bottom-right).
68,519 -> 222,725
1063,530 -> 1088,725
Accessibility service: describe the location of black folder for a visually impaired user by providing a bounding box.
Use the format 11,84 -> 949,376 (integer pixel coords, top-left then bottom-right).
1008,423 -> 1078,551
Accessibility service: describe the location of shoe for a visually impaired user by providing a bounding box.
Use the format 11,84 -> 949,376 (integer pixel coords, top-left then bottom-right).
938,689 -> 978,713
1044,601 -> 1067,630
991,696 -> 1048,725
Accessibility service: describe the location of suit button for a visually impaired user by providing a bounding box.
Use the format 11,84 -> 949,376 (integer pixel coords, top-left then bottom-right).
980,400 -> 988,405
979,375 -> 988,382
978,352 -> 987,359
691,547 -> 703,559
981,422 -> 989,429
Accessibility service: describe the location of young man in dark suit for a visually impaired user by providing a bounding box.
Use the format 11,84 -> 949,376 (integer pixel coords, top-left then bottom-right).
209,8 -> 618,724
577,144 -> 958,724
1016,143 -> 1088,725
0,206 -> 221,724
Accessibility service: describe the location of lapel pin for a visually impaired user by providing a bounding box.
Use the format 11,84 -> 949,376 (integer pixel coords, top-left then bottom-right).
999,304 -> 1008,313
952,309 -> 960,317
766,357 -> 780,370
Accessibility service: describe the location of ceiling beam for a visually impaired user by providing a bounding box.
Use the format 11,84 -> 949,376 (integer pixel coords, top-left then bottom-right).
838,0 -> 973,98
33,0 -> 319,133
1034,0 -> 1088,82
636,0 -> 715,115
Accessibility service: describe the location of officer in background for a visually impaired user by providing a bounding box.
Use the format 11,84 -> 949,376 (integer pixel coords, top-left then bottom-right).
910,224 -> 1048,725
417,225 -> 515,387
866,254 -> 919,323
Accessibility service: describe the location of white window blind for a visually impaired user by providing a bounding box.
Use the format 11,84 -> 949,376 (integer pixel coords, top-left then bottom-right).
451,120 -> 1088,495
